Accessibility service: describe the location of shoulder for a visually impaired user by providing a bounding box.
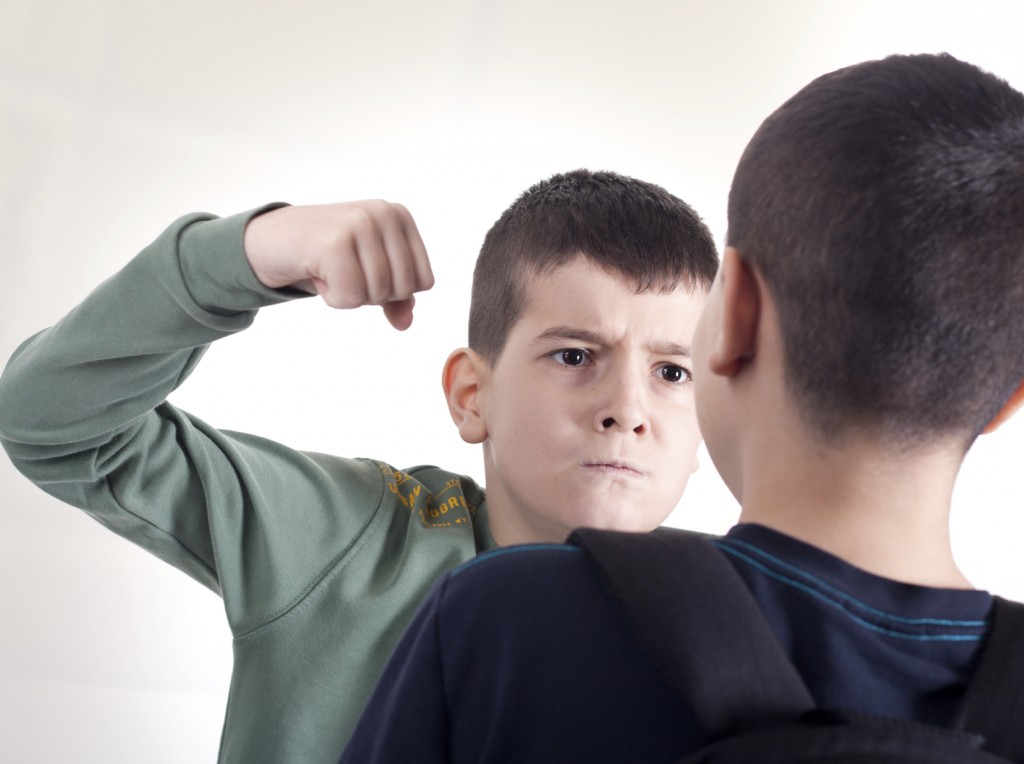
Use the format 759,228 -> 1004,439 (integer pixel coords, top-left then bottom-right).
417,542 -> 706,762
434,543 -> 601,628
451,541 -> 586,580
429,541 -> 618,658
402,464 -> 486,507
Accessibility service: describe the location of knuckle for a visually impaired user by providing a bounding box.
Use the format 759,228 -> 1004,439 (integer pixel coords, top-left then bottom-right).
373,199 -> 411,227
362,199 -> 390,217
365,276 -> 392,304
314,226 -> 354,257
344,207 -> 375,235
391,278 -> 415,300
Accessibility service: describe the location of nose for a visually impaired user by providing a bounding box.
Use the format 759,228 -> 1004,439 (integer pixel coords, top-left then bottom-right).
593,368 -> 648,435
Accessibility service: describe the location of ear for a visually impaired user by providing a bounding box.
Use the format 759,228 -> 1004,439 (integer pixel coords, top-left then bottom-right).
983,380 -> 1024,434
441,348 -> 489,444
706,246 -> 761,378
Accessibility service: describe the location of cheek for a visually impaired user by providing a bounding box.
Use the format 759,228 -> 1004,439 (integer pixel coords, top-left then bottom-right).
657,389 -> 699,425
524,386 -> 583,426
498,393 -> 570,459
659,404 -> 703,454
674,432 -> 703,469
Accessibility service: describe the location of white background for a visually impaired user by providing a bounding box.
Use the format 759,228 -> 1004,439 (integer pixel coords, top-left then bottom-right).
2,1 -> 1023,761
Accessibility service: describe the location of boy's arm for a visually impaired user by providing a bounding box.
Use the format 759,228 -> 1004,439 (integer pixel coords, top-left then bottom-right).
0,202 -> 433,634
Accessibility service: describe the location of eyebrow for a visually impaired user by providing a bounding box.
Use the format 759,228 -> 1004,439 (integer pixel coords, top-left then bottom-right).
534,326 -> 691,357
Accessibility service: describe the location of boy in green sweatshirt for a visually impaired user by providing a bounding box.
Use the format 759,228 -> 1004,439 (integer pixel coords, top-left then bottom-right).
0,169 -> 718,763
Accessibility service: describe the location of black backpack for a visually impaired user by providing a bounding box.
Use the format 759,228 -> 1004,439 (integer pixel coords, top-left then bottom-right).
568,526 -> 1024,763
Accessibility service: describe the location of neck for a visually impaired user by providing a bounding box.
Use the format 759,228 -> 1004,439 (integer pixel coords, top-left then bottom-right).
736,428 -> 972,589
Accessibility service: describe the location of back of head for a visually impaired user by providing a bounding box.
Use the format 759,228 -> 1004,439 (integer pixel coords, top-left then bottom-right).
470,169 -> 719,361
728,53 -> 1024,447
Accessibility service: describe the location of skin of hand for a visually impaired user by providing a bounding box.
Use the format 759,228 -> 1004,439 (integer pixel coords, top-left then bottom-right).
243,201 -> 435,330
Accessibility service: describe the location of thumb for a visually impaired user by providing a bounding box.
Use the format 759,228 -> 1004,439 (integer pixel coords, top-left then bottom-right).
382,297 -> 415,331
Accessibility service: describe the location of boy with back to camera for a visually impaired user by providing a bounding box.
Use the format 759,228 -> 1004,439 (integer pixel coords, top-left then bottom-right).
340,53 -> 1024,763
0,170 -> 718,762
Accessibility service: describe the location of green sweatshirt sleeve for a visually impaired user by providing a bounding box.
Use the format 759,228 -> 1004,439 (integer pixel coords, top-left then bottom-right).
0,207 -> 387,635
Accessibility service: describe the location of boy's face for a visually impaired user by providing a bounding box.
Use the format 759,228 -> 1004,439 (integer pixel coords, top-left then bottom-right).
478,256 -> 705,544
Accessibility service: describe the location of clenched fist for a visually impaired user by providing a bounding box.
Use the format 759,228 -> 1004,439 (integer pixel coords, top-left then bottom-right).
243,201 -> 435,330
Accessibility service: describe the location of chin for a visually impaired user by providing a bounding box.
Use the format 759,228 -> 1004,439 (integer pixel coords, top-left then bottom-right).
563,509 -> 662,534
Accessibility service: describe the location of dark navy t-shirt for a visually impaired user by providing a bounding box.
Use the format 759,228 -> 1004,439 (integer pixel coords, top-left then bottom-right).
340,524 -> 993,764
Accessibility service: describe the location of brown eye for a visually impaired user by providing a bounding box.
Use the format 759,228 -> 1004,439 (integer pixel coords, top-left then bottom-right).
659,365 -> 691,383
551,348 -> 591,367
560,349 -> 587,366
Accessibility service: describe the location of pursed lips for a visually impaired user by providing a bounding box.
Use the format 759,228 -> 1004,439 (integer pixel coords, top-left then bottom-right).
578,460 -> 646,478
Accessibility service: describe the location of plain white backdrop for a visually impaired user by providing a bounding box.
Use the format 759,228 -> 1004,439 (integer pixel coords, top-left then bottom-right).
2,1 -> 1023,760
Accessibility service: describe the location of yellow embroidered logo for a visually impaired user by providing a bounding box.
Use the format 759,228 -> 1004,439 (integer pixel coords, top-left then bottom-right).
379,465 -> 476,529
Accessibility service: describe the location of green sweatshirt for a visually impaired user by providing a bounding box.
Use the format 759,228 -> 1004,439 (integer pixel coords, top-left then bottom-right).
0,206 -> 496,763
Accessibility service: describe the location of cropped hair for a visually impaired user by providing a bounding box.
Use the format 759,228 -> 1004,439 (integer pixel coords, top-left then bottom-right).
469,169 -> 719,361
727,53 -> 1024,445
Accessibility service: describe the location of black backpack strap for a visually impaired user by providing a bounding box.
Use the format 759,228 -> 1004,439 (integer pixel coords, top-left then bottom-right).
949,596 -> 1024,761
568,526 -> 815,737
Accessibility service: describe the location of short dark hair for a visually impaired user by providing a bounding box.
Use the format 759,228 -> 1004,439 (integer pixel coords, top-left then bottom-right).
469,169 -> 719,361
727,53 -> 1024,445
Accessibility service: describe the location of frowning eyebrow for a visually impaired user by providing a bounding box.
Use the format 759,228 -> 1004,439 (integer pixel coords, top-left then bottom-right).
533,326 -> 691,357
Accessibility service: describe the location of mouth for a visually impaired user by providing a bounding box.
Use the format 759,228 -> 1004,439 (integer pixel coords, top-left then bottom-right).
578,461 -> 646,479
